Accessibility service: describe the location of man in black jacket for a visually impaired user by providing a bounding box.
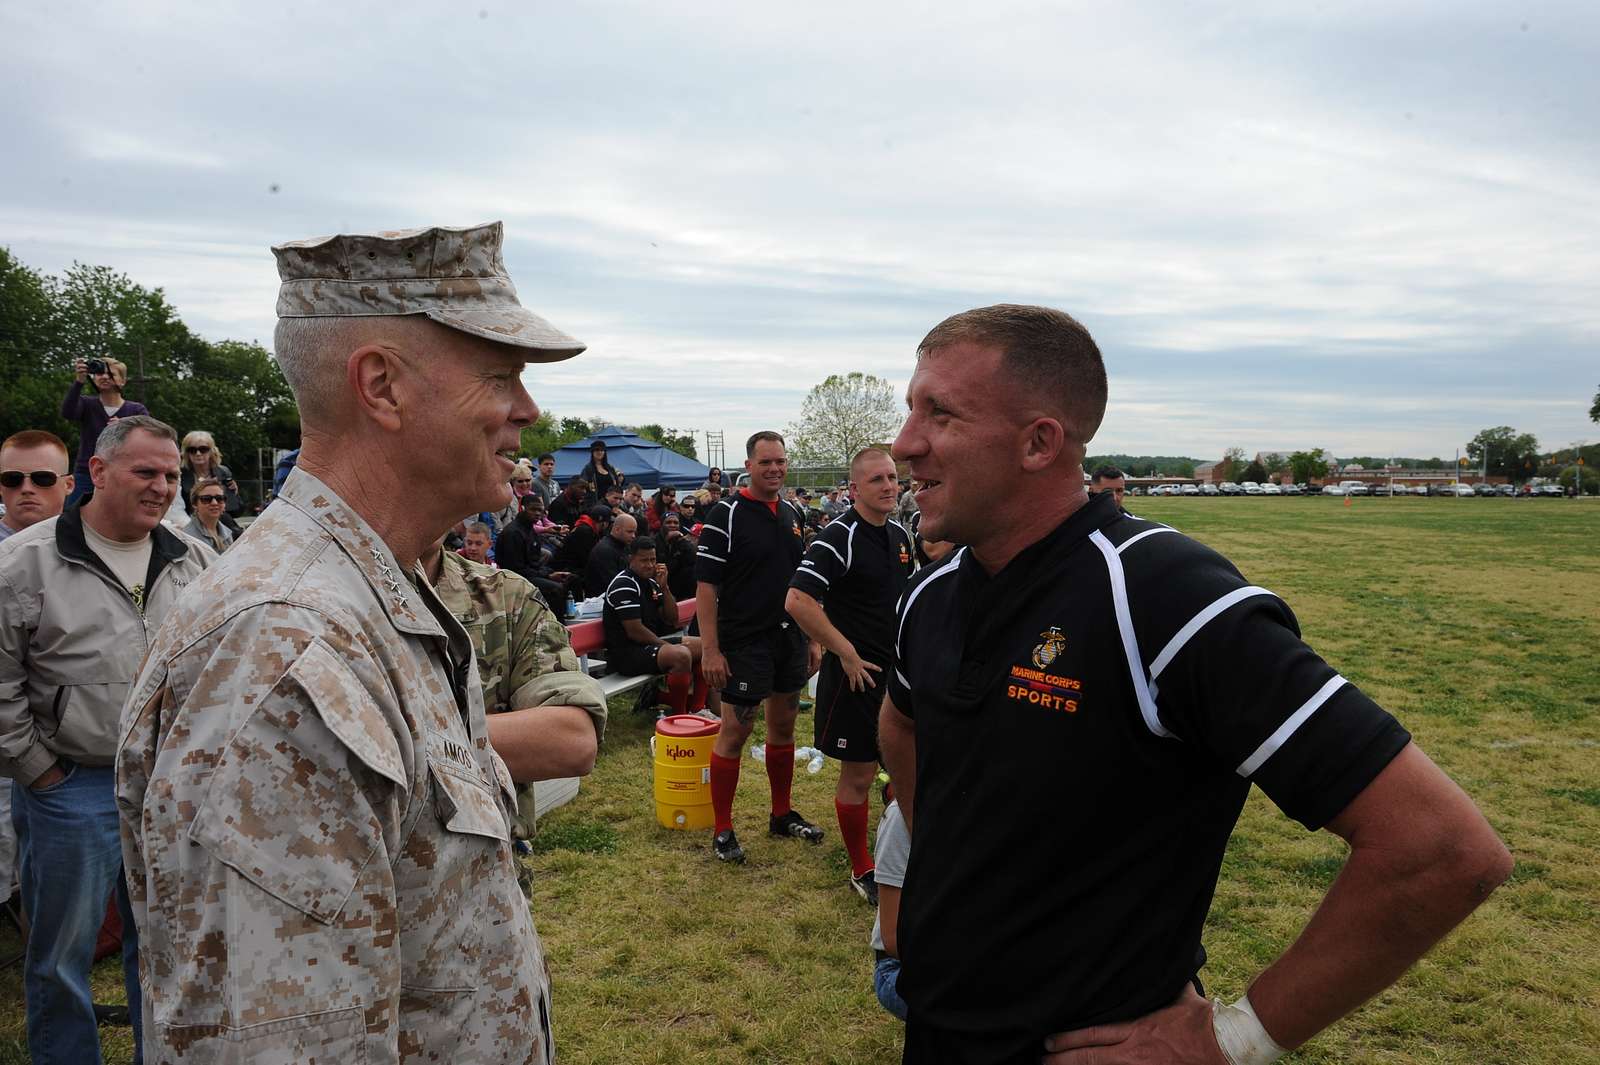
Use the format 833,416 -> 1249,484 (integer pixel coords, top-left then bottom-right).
550,506 -> 609,597
495,494 -> 571,609
583,512 -> 636,596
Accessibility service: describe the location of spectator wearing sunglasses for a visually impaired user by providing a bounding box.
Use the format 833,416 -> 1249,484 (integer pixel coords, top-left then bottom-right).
0,431 -> 74,544
183,478 -> 235,554
179,431 -> 242,533
62,357 -> 148,507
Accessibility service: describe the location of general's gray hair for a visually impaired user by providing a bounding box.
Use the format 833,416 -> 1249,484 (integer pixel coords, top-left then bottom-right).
272,315 -> 434,421
95,415 -> 178,461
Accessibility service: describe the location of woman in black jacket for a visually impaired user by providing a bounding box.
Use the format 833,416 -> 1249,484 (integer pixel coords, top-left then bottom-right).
577,441 -> 621,497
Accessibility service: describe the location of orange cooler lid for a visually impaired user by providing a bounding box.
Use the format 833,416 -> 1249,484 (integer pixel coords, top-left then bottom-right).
656,714 -> 721,738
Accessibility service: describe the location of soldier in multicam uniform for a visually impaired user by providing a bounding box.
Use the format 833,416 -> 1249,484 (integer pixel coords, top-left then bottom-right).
419,536 -> 608,842
116,222 -> 588,1063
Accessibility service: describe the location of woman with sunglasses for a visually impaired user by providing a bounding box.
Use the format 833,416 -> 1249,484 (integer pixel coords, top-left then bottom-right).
182,477 -> 234,554
62,356 -> 149,507
180,431 -> 242,534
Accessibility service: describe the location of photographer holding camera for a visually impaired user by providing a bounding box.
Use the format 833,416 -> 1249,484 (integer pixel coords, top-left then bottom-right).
62,356 -> 149,507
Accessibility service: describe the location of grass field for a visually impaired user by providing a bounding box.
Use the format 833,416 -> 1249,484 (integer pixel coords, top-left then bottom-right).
2,497 -> 1595,1063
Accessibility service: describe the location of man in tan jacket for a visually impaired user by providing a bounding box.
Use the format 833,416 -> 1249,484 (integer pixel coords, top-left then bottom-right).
0,415 -> 212,1065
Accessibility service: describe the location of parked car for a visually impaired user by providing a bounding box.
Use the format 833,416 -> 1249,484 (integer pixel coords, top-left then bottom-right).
1337,480 -> 1368,496
1199,483 -> 1220,496
1496,483 -> 1516,496
1241,481 -> 1263,495
1367,483 -> 1390,497
1181,484 -> 1200,496
1261,483 -> 1281,495
1473,483 -> 1497,496
1538,484 -> 1565,497
1219,482 -> 1241,496
1280,482 -> 1302,495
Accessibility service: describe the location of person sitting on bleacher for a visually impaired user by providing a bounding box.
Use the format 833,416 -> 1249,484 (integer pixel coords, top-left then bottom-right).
602,538 -> 708,715
548,478 -> 591,528
583,511 -> 636,595
656,511 -> 698,600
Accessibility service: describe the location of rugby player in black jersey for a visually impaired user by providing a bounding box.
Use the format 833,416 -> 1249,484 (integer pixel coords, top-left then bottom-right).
881,304 -> 1512,1065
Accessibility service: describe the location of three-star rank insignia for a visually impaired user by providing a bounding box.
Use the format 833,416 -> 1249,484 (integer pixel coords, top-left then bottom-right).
1031,626 -> 1067,669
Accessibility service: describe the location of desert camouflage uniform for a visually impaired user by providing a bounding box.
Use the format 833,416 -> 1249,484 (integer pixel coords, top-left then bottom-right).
433,550 -> 606,839
116,469 -> 555,1064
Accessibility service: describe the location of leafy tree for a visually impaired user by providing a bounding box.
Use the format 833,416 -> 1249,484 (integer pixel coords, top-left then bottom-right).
1466,426 -> 1541,479
1558,464 -> 1598,495
1,249 -> 299,501
1288,450 -> 1330,484
1085,454 -> 1204,477
1591,384 -> 1599,424
634,424 -> 698,460
1219,447 -> 1246,482
786,372 -> 901,466
1241,459 -> 1268,483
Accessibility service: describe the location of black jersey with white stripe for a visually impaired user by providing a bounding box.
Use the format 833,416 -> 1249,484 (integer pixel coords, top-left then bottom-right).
789,507 -> 914,659
694,490 -> 805,646
887,490 -> 1409,1051
601,569 -> 666,651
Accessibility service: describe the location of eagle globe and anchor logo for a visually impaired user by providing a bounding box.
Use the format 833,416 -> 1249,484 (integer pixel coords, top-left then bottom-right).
1031,626 -> 1067,669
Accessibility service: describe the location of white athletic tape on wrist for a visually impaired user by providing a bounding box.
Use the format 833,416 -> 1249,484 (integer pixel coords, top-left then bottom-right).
1211,993 -> 1287,1065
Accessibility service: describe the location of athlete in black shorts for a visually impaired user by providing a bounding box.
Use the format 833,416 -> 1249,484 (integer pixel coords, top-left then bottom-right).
601,539 -> 705,713
695,431 -> 825,863
786,447 -> 913,904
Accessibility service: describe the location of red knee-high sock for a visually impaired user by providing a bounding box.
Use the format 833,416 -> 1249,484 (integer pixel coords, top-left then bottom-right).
688,666 -> 708,712
664,671 -> 691,714
765,743 -> 795,818
710,752 -> 741,833
836,799 -> 873,877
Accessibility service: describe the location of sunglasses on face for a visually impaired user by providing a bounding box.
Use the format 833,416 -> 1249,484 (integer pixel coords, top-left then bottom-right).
197,495 -> 226,504
1,471 -> 61,489
186,446 -> 211,454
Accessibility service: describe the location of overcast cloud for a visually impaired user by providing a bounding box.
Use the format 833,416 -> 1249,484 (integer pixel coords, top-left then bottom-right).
4,1 -> 1596,463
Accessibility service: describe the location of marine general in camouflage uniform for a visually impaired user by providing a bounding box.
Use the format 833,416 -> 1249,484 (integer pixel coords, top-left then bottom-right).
421,540 -> 607,840
116,222 -> 587,1063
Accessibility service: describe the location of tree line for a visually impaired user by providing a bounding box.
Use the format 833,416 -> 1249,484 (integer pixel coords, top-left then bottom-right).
1,248 -> 299,500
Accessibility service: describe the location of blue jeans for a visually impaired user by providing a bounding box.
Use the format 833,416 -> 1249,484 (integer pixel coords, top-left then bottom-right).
13,765 -> 143,1065
875,955 -> 908,1020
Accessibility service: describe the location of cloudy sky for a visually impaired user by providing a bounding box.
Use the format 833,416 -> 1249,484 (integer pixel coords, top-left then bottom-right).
4,1 -> 1596,463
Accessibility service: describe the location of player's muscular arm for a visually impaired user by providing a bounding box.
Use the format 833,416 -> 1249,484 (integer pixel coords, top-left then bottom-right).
878,695 -> 916,832
696,581 -> 727,689
1043,743 -> 1512,1063
785,588 -> 880,690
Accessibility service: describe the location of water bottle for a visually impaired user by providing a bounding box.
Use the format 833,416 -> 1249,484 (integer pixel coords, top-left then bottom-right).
803,747 -> 825,774
750,743 -> 766,764
565,593 -> 577,620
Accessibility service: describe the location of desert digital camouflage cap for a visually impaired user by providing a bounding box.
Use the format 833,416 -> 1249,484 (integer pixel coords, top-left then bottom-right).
272,220 -> 585,361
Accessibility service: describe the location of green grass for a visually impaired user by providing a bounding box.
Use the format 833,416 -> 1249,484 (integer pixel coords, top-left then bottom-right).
1,497 -> 1595,1062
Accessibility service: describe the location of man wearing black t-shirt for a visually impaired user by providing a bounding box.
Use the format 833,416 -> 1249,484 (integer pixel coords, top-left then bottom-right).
882,305 -> 1511,1065
785,447 -> 913,904
602,539 -> 705,713
695,431 -> 824,863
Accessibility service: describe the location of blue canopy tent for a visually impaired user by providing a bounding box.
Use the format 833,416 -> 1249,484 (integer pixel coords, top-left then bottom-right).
553,426 -> 710,491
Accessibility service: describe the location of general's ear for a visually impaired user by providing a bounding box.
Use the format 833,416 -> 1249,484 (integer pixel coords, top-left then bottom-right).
346,345 -> 406,433
1018,416 -> 1068,474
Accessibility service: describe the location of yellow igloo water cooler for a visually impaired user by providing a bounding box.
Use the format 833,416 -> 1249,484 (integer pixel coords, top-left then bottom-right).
653,714 -> 720,830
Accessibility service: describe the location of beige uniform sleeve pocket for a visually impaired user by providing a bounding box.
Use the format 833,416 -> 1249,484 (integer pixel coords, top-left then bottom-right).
189,638 -> 409,924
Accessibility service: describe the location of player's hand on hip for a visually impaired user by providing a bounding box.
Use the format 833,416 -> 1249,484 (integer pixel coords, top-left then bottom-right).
840,650 -> 882,691
1042,984 -> 1228,1065
703,649 -> 729,690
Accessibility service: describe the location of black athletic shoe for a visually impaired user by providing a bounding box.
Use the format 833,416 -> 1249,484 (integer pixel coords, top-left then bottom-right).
769,809 -> 825,844
850,869 -> 879,906
93,1003 -> 131,1026
712,829 -> 746,864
